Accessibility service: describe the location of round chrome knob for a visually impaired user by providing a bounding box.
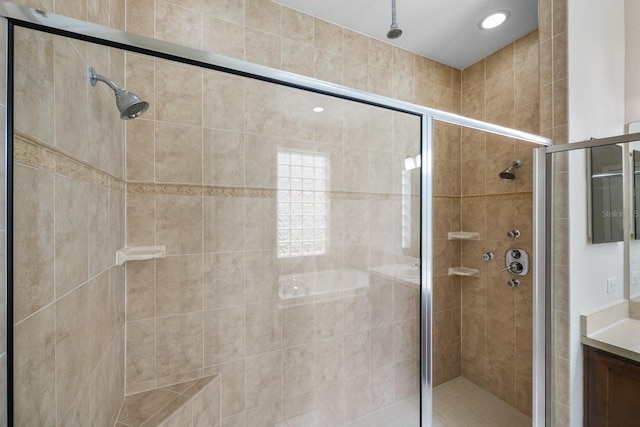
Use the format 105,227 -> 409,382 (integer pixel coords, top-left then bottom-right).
507,279 -> 521,288
507,229 -> 521,238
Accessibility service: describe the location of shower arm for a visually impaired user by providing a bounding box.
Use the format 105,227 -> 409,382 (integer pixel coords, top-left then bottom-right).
89,66 -> 122,93
391,0 -> 398,25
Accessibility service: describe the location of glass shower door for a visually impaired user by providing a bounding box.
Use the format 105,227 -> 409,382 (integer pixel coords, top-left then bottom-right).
4,9 -> 554,425
9,22 -> 424,425
430,119 -> 539,427
269,91 -> 423,425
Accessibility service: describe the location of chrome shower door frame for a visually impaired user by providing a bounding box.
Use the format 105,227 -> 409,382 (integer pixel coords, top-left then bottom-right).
0,4 -> 552,425
540,133 -> 640,427
0,14 -> 7,427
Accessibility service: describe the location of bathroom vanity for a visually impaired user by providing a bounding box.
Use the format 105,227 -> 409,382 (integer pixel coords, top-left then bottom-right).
583,345 -> 640,426
581,301 -> 640,426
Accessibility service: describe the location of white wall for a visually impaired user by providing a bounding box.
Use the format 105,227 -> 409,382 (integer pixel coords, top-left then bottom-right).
568,0 -> 626,424
626,1 -> 640,124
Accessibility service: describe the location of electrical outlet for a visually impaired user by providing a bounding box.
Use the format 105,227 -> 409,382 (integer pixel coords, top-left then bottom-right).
607,277 -> 617,294
633,272 -> 640,286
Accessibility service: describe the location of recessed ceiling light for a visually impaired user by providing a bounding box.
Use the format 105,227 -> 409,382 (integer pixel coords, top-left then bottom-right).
313,107 -> 324,113
480,11 -> 510,30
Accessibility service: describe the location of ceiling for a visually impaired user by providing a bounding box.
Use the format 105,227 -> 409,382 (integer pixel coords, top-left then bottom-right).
272,0 -> 538,70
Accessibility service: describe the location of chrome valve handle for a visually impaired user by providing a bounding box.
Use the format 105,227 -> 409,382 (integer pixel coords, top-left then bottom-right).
501,262 -> 524,274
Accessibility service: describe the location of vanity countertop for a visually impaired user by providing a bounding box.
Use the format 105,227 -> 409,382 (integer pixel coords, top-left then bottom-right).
582,318 -> 640,363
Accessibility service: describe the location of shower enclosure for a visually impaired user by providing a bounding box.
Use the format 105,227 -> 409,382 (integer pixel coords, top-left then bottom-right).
430,122 -> 546,426
3,3 -> 551,426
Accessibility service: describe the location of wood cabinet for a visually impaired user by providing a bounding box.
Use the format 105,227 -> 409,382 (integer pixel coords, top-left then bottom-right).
584,345 -> 640,426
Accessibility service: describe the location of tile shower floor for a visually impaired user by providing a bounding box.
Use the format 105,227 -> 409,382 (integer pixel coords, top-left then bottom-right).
345,377 -> 531,427
433,377 -> 531,427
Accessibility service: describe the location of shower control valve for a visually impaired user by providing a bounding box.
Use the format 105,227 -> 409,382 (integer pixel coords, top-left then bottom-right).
502,262 -> 524,274
503,248 -> 529,276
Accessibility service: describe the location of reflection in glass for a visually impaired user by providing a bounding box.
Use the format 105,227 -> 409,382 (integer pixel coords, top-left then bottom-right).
634,150 -> 640,239
589,145 -> 624,243
630,149 -> 640,299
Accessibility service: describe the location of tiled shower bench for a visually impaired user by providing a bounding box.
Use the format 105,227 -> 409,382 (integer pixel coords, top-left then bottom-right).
116,375 -> 220,427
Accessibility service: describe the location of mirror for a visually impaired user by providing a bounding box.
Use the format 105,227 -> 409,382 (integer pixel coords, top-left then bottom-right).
586,138 -> 640,300
629,146 -> 640,299
633,150 -> 640,239
589,144 -> 624,243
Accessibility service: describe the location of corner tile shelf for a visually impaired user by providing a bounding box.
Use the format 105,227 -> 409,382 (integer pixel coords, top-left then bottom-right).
116,246 -> 166,265
448,266 -> 480,277
117,375 -> 220,427
448,231 -> 480,240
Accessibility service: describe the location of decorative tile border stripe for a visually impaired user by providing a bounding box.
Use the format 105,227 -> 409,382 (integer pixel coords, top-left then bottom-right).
434,192 -> 533,203
461,192 -> 533,203
14,131 -> 125,191
127,181 -> 402,201
14,133 -> 55,171
127,182 -> 271,197
127,182 -> 203,196
332,191 -> 399,201
15,131 -> 411,202
433,195 -> 461,200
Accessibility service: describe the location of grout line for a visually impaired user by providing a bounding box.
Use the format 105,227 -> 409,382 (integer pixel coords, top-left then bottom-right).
53,249 -> 58,425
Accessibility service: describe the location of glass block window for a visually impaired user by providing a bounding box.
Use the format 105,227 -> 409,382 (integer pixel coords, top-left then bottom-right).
277,150 -> 329,257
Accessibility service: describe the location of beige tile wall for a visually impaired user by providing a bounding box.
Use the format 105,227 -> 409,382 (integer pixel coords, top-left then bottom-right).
432,120 -> 462,387
12,0 -> 125,30
124,52 -> 426,425
539,0 -> 571,424
457,31 -> 540,416
12,27 -> 126,426
123,0 -> 461,111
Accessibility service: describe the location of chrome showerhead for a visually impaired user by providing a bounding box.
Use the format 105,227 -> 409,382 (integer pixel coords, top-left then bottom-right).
499,160 -> 522,181
387,0 -> 403,39
89,66 -> 149,120
114,90 -> 149,120
387,22 -> 403,39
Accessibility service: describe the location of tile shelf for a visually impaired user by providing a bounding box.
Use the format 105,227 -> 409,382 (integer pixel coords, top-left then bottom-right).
448,231 -> 480,240
116,246 -> 166,265
448,266 -> 480,277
